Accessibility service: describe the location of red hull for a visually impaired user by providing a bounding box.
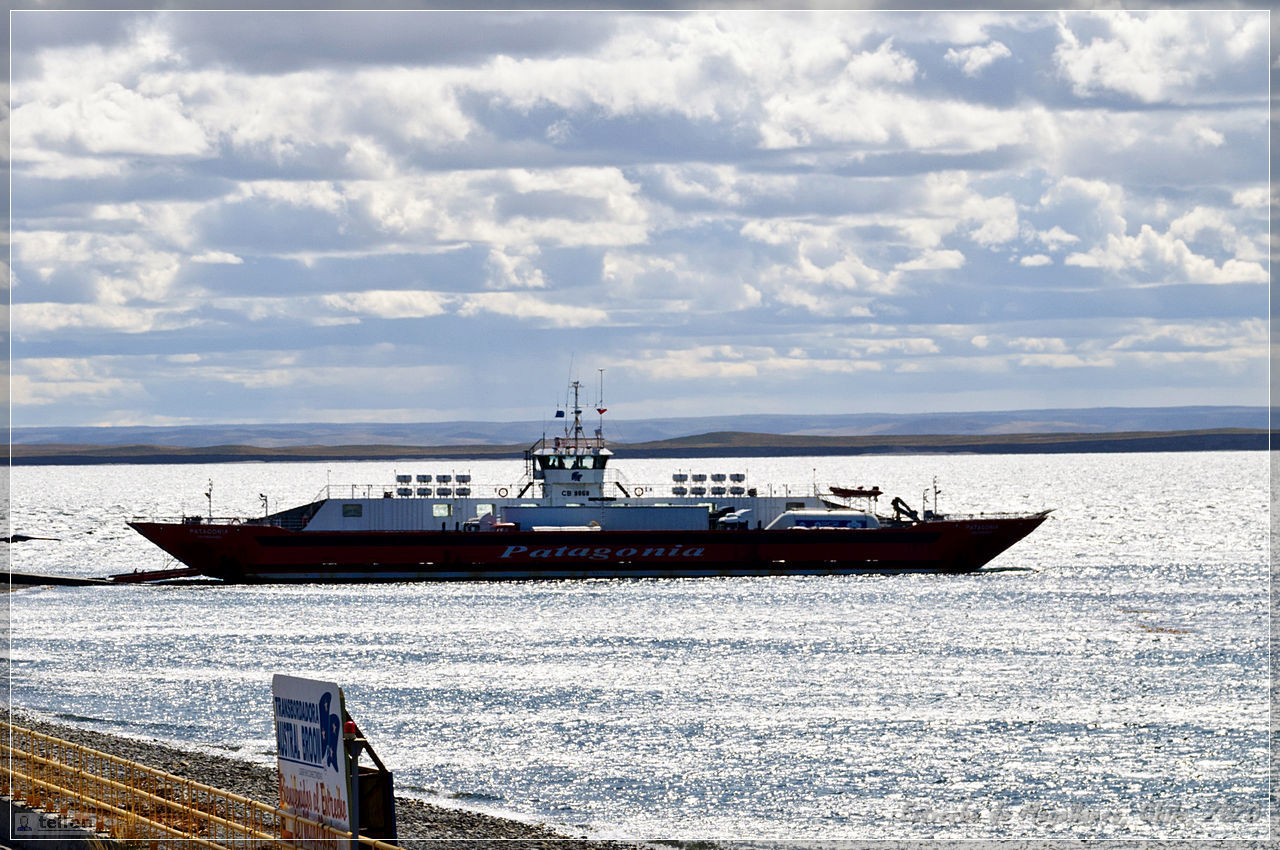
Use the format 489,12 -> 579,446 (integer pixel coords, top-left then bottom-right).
122,513 -> 1049,583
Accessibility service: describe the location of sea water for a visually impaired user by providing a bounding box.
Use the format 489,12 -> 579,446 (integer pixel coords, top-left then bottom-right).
4,451 -> 1270,840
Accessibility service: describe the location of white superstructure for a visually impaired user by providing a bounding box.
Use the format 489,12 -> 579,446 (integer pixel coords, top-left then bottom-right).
291,380 -> 887,534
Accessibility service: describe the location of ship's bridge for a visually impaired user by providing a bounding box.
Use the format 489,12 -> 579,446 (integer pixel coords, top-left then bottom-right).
529,439 -> 614,506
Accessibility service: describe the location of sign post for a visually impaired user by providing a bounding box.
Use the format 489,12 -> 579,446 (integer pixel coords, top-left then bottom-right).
271,674 -> 352,845
346,720 -> 361,850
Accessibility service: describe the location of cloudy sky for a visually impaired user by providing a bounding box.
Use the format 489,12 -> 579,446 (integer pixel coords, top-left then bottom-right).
9,8 -> 1271,428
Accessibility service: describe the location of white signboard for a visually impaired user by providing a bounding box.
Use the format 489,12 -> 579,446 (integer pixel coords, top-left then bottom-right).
272,674 -> 351,840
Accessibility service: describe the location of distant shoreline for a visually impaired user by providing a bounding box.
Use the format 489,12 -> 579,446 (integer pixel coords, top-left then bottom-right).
9,428 -> 1270,465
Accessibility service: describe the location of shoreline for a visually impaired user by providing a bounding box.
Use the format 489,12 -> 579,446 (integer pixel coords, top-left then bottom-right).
1,707 -> 644,850
8,428 -> 1272,465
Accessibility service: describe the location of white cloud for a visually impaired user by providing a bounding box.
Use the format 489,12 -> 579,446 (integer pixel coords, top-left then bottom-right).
320,290 -> 453,320
14,229 -> 187,304
1232,187 -> 1268,210
619,344 -> 883,382
944,41 -> 1012,77
1015,353 -> 1114,369
231,180 -> 346,214
14,302 -> 184,335
747,39 -> 942,149
191,251 -> 244,264
890,11 -> 1042,47
743,219 -> 903,296
200,363 -> 450,392
96,263 -> 183,304
1108,319 -> 1266,352
645,163 -> 745,208
1037,176 -> 1128,240
1034,226 -> 1080,250
1034,176 -> 1266,283
14,82 -> 210,157
924,173 -> 1020,246
20,357 -> 112,383
755,51 -> 1032,153
479,19 -> 923,155
160,65 -> 474,163
601,250 -> 762,313
545,119 -> 572,144
1168,206 -> 1232,244
1020,254 -> 1052,267
966,197 -> 1019,246
896,249 -> 966,272
877,352 -> 1015,376
602,251 -> 676,290
1065,223 -> 1267,284
1118,347 -> 1263,374
846,337 -> 939,357
893,217 -> 956,251
11,371 -> 141,407
342,137 -> 398,178
458,292 -> 608,327
1008,337 -> 1069,353
625,348 -> 761,382
348,168 -> 649,249
1190,125 -> 1224,148
771,286 -> 877,319
17,153 -> 128,180
485,246 -> 546,290
774,284 -> 822,313
1054,10 -> 1268,103
15,16 -> 177,99
15,230 -> 99,269
480,17 -> 738,122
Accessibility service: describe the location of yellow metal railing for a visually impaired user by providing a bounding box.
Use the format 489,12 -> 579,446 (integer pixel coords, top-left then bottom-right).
2,722 -> 402,849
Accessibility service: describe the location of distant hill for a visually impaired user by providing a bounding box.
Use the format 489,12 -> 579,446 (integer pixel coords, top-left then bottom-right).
11,405 -> 1269,448
7,428 -> 1269,465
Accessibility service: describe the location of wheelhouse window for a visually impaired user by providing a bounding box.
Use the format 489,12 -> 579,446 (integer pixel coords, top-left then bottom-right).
536,453 -> 607,471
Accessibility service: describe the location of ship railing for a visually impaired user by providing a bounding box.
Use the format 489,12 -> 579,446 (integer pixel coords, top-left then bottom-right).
315,483 -> 519,501
302,480 -> 802,502
611,481 -> 799,499
0,720 -> 403,850
526,434 -> 605,454
129,515 -> 308,530
131,515 -> 250,524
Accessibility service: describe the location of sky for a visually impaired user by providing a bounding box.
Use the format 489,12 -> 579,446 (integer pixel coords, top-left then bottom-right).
8,7 -> 1272,428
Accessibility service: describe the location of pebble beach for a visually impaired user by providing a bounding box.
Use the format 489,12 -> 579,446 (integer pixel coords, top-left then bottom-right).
2,707 -> 644,850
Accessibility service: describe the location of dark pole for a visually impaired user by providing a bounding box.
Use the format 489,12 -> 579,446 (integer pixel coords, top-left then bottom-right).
345,721 -> 361,850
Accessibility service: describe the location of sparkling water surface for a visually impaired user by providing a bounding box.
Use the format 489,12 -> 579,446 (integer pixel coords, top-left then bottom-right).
6,452 -> 1270,840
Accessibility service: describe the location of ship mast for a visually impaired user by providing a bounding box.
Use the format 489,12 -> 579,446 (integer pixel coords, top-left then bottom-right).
565,379 -> 586,449
559,373 -> 607,452
595,368 -> 606,450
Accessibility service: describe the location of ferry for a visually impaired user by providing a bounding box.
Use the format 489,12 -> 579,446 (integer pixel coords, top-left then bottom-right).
121,383 -> 1050,583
